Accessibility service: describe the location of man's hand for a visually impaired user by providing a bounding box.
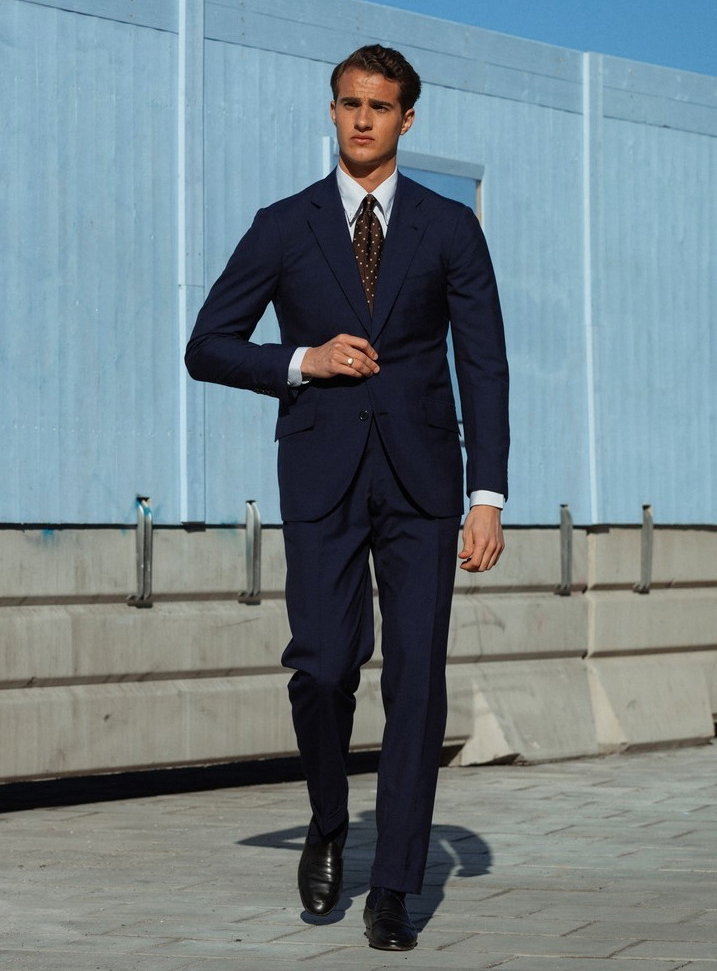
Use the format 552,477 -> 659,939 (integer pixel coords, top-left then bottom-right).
301,334 -> 379,379
458,504 -> 505,572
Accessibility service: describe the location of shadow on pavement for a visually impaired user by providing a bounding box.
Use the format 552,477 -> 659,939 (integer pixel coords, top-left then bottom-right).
238,810 -> 492,929
0,750 -> 381,813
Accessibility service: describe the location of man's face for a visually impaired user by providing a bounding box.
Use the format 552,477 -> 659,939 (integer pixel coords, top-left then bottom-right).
330,68 -> 414,179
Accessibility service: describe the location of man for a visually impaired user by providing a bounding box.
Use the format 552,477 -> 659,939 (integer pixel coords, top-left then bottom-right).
186,45 -> 509,951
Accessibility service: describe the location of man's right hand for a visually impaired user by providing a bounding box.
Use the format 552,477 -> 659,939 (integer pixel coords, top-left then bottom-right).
301,334 -> 379,379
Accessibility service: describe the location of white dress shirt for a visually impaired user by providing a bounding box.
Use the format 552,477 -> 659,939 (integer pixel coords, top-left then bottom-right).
287,167 -> 504,510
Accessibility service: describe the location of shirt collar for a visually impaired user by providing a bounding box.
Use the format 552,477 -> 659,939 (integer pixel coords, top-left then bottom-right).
335,165 -> 398,228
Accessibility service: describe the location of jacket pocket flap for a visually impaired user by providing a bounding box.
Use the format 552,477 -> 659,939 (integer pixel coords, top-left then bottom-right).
274,402 -> 316,440
421,396 -> 459,433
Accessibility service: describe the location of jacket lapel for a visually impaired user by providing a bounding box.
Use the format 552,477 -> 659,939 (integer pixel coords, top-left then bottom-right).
307,174 -> 372,336
370,174 -> 427,341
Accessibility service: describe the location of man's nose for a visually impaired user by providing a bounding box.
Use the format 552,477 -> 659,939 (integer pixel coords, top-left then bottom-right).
354,106 -> 372,130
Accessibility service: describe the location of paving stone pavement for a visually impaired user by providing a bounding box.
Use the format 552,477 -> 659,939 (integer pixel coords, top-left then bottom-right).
2,743 -> 717,970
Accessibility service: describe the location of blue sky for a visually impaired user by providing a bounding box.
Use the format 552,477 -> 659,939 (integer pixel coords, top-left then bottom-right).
375,0 -> 717,76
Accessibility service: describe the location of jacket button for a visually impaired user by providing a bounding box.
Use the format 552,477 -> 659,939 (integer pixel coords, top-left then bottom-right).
359,410 -> 370,421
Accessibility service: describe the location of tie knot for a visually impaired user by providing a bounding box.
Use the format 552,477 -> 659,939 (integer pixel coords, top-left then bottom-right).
363,194 -> 377,215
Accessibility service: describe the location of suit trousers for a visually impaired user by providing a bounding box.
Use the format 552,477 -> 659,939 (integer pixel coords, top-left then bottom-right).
281,420 -> 460,894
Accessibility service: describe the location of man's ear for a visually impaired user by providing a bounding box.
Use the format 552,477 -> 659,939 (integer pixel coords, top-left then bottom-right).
400,108 -> 415,136
330,100 -> 337,126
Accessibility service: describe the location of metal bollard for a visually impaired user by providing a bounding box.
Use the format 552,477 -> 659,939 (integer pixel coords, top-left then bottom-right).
633,504 -> 653,595
239,500 -> 262,605
127,496 -> 153,608
555,503 -> 573,596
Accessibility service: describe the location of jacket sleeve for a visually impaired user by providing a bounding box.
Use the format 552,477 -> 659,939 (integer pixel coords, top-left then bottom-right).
446,205 -> 510,500
184,207 -> 296,400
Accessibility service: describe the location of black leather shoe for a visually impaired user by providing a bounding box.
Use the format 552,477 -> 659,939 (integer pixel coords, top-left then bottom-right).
363,888 -> 417,950
297,820 -> 346,916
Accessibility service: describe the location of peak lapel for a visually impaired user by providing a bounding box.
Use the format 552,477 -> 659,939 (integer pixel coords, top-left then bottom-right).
370,175 -> 427,341
307,174 -> 372,336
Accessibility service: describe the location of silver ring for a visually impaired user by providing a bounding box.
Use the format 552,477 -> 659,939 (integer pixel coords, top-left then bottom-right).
347,357 -> 354,366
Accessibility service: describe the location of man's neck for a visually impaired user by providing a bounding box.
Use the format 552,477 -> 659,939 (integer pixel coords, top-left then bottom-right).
338,156 -> 397,193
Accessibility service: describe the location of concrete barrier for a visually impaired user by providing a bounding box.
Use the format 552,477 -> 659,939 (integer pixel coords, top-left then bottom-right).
1,524 -> 715,781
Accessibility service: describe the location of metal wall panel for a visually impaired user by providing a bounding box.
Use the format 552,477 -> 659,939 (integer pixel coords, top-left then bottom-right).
596,114 -> 717,522
602,57 -> 717,135
17,0 -> 177,32
1,0 -> 178,523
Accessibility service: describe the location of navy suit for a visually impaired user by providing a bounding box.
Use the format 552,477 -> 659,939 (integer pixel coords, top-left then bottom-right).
186,171 -> 509,893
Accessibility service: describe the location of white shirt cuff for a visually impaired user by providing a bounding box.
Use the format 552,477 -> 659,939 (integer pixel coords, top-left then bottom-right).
287,346 -> 310,387
469,490 -> 505,509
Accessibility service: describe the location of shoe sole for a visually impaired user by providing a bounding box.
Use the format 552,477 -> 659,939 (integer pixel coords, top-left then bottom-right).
364,932 -> 418,951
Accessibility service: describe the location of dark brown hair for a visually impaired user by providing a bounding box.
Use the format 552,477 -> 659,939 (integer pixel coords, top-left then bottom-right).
331,45 -> 421,113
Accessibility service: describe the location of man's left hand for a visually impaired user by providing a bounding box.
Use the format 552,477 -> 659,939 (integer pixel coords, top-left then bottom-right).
458,505 -> 505,572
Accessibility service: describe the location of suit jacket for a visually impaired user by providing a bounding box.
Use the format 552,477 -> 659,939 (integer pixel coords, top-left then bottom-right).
185,171 -> 509,522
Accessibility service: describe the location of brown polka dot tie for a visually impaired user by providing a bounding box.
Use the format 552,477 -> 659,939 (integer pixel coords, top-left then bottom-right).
352,194 -> 384,314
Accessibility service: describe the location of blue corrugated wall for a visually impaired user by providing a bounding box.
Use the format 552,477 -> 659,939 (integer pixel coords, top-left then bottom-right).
2,0 -> 715,525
